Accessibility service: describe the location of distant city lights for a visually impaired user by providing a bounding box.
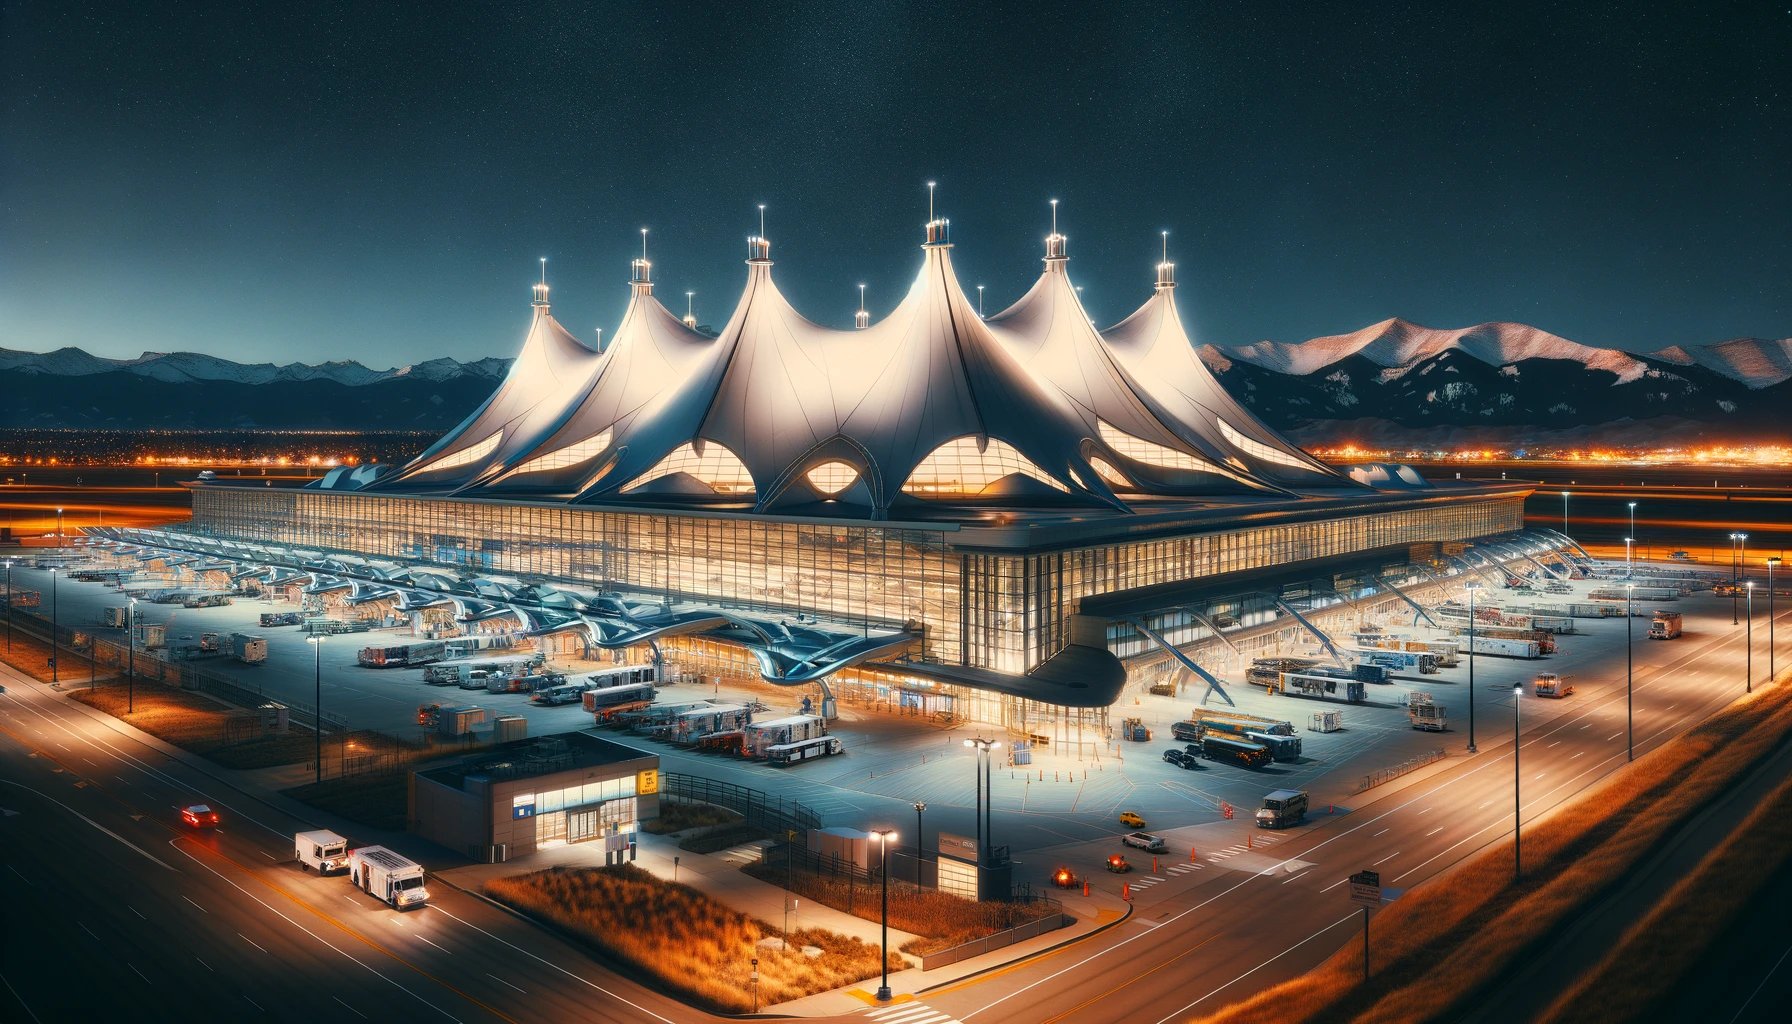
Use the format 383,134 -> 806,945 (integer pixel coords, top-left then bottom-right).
1311,443 -> 1792,468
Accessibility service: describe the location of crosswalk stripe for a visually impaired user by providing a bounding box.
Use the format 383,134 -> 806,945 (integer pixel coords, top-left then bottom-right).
866,1004 -> 960,1024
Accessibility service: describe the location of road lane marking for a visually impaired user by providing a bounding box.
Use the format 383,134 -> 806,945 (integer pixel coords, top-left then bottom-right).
1571,751 -> 1585,759
244,995 -> 264,1013
0,780 -> 172,871
418,934 -> 451,953
1417,806 -> 1432,815
1425,827 -> 1444,837
79,921 -> 101,941
1321,876 -> 1349,892
0,973 -> 43,1024
1372,828 -> 1389,837
1280,870 -> 1311,885
182,895 -> 208,913
128,905 -> 145,920
429,904 -> 677,1024
1148,910 -> 1359,1024
1608,732 -> 1623,741
128,963 -> 150,984
7,865 -> 33,887
195,957 -> 213,972
239,933 -> 268,953
333,996 -> 368,1019
1373,851 -> 1401,866
1547,740 -> 1561,748
485,973 -> 526,994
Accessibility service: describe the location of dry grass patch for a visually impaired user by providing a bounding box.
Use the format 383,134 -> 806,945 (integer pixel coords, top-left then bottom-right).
1,630 -> 94,683
743,861 -> 1060,956
1540,770 -> 1792,1023
640,798 -> 744,835
485,865 -> 900,1012
1197,674 -> 1792,1024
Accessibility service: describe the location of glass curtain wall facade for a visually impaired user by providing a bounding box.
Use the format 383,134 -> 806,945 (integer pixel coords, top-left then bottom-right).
190,487 -> 1523,675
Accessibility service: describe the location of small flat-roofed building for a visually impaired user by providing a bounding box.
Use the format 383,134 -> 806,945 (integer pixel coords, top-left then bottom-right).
409,731 -> 659,863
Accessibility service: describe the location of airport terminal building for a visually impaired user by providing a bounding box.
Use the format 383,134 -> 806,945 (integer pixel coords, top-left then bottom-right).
146,216 -> 1532,732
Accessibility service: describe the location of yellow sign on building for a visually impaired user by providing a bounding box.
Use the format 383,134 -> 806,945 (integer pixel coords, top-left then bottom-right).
636,769 -> 659,795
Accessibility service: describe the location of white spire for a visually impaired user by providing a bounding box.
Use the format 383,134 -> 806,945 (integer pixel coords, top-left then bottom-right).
532,257 -> 550,308
855,282 -> 869,330
758,203 -> 766,238
630,229 -> 652,293
977,284 -> 985,318
923,181 -> 950,246
1156,229 -> 1175,290
594,325 -> 605,353
683,290 -> 697,329
1045,199 -> 1067,263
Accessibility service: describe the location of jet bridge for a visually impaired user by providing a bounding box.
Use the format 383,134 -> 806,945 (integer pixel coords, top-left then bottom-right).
1271,599 -> 1349,668
1127,618 -> 1235,707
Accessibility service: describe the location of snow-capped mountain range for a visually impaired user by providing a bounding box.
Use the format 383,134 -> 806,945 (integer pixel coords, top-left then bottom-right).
1,320 -> 1786,437
1203,318 -> 1792,390
0,347 -> 509,387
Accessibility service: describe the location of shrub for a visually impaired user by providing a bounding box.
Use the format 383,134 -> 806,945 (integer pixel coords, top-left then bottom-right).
485,864 -> 902,1012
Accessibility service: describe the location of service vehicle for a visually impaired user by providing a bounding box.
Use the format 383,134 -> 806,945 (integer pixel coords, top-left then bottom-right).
1244,729 -> 1303,762
294,829 -> 350,873
179,804 -> 220,828
1256,789 -> 1309,829
1200,735 -> 1273,768
357,640 -> 447,668
1051,866 -> 1078,889
531,685 -> 585,707
1533,672 -> 1574,698
346,847 -> 430,909
1648,611 -> 1683,640
1106,854 -> 1132,873
1170,720 -> 1202,742
765,735 -> 844,766
1123,831 -> 1166,852
1118,811 -> 1147,828
1163,748 -> 1190,768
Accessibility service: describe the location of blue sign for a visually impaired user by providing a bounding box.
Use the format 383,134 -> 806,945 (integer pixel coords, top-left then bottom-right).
512,803 -> 535,819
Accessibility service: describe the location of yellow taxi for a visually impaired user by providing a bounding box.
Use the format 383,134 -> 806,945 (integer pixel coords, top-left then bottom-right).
1118,810 -> 1146,828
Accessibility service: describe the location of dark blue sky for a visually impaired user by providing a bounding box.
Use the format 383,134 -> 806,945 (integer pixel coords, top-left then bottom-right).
3,2 -> 1787,367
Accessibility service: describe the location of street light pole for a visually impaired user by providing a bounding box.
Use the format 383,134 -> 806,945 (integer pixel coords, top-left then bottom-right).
1624,537 -> 1633,581
307,635 -> 326,783
49,567 -> 58,683
1746,583 -> 1754,695
1626,584 -> 1634,761
871,827 -> 897,1003
912,802 -> 927,886
1513,682 -> 1523,881
127,597 -> 137,714
4,557 -> 13,653
1560,491 -> 1569,536
1769,558 -> 1780,682
963,737 -> 995,864
1466,582 -> 1482,753
1627,502 -> 1637,573
1731,533 -> 1741,624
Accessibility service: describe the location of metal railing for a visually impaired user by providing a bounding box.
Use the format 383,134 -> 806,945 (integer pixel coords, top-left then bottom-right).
660,772 -> 822,838
1356,748 -> 1447,793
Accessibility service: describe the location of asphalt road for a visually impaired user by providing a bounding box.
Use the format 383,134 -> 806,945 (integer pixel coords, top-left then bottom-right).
907,604 -> 1785,1024
0,662 -> 702,1024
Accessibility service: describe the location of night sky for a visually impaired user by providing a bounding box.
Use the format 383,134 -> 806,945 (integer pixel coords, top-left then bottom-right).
3,2 -> 1787,368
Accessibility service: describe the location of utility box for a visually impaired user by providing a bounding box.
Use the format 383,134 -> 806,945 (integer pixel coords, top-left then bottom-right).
1309,711 -> 1343,733
438,706 -> 486,737
494,715 -> 527,743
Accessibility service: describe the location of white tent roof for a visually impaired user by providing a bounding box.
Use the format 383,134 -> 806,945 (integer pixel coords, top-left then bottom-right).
1102,271 -> 1348,487
393,294 -> 602,489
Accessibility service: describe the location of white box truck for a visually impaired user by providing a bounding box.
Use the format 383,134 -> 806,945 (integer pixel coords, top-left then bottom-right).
294,829 -> 350,873
229,632 -> 268,665
346,847 -> 429,909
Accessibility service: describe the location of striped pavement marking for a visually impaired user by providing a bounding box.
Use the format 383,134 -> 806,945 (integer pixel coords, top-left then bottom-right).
865,1000 -> 964,1024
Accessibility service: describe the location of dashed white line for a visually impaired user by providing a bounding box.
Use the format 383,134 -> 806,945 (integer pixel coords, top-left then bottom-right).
1425,827 -> 1444,837
485,973 -> 526,994
79,921 -> 101,941
1536,773 -> 1547,780
128,963 -> 150,984
1322,876 -> 1349,892
417,934 -> 451,953
127,905 -> 145,920
1417,806 -> 1433,815
244,995 -> 264,1013
1547,740 -> 1562,748
333,996 -> 368,1019
1571,751 -> 1585,760
1373,851 -> 1401,866
195,957 -> 213,972
1372,828 -> 1390,837
181,895 -> 207,914
238,933 -> 268,954
1280,870 -> 1311,885
1608,732 -> 1623,741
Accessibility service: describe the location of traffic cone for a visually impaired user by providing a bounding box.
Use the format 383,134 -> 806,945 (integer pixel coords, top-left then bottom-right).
1122,882 -> 1132,901
1082,880 -> 1090,897
1247,833 -> 1253,850
1152,857 -> 1158,872
1190,846 -> 1198,863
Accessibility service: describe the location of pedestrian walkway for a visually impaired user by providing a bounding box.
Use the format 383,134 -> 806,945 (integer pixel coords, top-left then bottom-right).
863,999 -> 965,1024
